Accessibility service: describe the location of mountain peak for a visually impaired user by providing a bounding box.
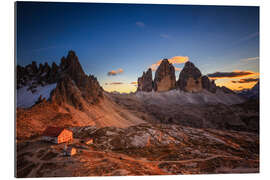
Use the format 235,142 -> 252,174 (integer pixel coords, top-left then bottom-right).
137,68 -> 153,92
60,50 -> 85,78
153,59 -> 176,92
177,61 -> 202,92
17,50 -> 103,109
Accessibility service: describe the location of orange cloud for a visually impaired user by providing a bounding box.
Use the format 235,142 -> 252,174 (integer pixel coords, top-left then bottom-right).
150,56 -> 189,71
231,78 -> 259,84
207,70 -> 259,80
107,68 -> 124,76
175,67 -> 181,71
130,82 -> 138,85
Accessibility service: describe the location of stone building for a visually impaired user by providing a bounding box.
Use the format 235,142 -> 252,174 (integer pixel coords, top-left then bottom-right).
42,127 -> 73,144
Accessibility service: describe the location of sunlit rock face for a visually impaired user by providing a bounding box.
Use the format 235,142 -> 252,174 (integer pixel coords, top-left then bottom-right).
177,61 -> 202,93
137,68 -> 153,92
153,59 -> 176,92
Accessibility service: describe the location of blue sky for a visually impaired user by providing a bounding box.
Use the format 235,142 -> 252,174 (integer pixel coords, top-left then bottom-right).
16,2 -> 259,92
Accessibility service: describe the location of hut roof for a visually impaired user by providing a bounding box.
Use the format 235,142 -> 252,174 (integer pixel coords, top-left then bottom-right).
42,127 -> 66,137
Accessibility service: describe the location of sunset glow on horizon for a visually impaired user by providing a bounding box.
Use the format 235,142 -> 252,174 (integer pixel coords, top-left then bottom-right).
17,3 -> 259,93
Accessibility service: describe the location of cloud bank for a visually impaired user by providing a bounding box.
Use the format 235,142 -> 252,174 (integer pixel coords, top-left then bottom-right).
207,70 -> 259,79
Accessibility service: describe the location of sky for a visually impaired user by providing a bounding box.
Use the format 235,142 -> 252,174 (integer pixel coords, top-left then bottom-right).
16,2 -> 259,93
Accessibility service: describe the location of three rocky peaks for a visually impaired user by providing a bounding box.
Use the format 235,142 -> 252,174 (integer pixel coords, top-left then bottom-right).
137,59 -> 221,93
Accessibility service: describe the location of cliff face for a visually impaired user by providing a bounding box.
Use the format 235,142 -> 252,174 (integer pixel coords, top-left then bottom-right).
153,59 -> 176,92
137,68 -> 153,92
177,61 -> 203,93
201,75 -> 217,93
137,59 -> 236,94
57,50 -> 103,105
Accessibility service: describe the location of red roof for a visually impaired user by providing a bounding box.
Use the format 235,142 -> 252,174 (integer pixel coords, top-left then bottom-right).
42,127 -> 67,137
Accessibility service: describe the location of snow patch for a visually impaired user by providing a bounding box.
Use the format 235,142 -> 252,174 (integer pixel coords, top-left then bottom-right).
17,83 -> 57,108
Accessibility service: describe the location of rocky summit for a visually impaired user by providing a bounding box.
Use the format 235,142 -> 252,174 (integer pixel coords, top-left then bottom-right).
58,50 -> 103,105
137,59 -> 229,94
17,50 -> 103,108
177,61 -> 202,93
137,68 -> 153,92
153,59 -> 176,92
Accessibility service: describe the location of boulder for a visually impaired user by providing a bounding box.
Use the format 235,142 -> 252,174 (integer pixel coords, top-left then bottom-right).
137,68 -> 153,92
153,59 -> 176,92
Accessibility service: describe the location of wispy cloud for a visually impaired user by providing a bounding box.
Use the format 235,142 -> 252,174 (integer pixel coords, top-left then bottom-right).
207,70 -> 259,79
150,56 -> 189,71
107,68 -> 124,76
136,21 -> 145,27
233,32 -> 259,45
231,78 -> 259,84
240,56 -> 259,62
104,81 -> 138,87
160,34 -> 170,39
105,82 -> 124,85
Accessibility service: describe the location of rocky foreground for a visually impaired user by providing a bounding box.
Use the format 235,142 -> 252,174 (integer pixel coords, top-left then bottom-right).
16,123 -> 259,177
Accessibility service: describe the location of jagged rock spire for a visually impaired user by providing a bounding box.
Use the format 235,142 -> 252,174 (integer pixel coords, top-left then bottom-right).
137,68 -> 153,92
153,59 -> 176,92
177,61 -> 202,93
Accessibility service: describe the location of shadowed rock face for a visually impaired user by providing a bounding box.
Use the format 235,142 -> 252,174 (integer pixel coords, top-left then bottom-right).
153,59 -> 176,92
137,68 -> 153,92
177,61 -> 202,93
60,51 -> 103,104
136,60 -> 235,94
50,75 -> 86,110
220,86 -> 235,94
202,75 -> 217,93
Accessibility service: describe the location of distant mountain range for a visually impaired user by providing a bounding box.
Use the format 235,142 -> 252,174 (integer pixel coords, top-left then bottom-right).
237,82 -> 259,100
